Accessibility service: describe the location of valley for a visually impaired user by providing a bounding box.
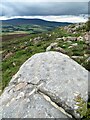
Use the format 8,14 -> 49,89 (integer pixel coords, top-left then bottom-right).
1,18 -> 71,35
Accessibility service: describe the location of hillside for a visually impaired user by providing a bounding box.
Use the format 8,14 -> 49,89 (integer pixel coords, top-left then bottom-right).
2,22 -> 90,90
1,18 -> 72,34
2,18 -> 71,26
1,21 -> 90,118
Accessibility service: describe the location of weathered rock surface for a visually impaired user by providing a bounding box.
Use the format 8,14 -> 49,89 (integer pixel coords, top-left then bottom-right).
0,51 -> 88,119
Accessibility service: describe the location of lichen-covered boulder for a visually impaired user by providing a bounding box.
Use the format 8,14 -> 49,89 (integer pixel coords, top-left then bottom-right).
0,51 -> 88,119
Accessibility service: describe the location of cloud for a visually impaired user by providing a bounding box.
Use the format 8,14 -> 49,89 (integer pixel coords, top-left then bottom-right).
0,15 -> 88,23
0,2 -> 88,17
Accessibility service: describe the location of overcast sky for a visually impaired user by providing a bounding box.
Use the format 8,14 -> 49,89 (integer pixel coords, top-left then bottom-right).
0,1 -> 89,16
0,0 -> 89,23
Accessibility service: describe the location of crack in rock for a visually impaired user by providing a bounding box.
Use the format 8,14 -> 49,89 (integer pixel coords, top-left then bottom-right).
38,91 -> 73,119
6,78 -> 81,119
3,75 -> 84,119
22,81 -> 78,119
7,80 -> 75,118
38,88 -> 80,119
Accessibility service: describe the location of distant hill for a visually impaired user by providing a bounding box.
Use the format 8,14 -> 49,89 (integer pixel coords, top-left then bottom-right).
2,18 -> 72,27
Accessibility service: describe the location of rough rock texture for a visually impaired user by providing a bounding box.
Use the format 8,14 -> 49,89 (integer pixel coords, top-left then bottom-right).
0,51 -> 88,119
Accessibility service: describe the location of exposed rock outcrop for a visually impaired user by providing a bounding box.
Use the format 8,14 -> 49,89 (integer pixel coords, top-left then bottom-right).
0,52 -> 88,119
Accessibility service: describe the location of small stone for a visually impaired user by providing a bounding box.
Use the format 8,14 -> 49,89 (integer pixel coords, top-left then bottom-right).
46,46 -> 52,52
77,36 -> 83,41
54,47 -> 66,54
4,52 -> 13,59
71,43 -> 78,47
46,42 -> 58,51
71,56 -> 83,59
13,62 -> 16,66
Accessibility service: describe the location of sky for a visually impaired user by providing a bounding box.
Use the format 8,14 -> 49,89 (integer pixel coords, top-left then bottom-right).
0,0 -> 89,23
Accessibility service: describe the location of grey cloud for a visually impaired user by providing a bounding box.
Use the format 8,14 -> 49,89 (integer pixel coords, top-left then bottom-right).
0,2 -> 88,16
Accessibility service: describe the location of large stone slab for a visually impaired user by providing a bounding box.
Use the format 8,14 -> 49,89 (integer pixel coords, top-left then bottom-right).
0,51 -> 89,119
0,82 -> 69,119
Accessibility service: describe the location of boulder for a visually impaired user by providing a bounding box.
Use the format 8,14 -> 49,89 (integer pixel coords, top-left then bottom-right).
0,52 -> 88,119
46,42 -> 58,51
71,56 -> 83,59
46,46 -> 52,52
71,43 -> 78,47
77,36 -> 83,41
67,37 -> 77,41
54,47 -> 67,54
50,42 -> 58,48
4,52 -> 13,60
86,57 -> 90,62
68,43 -> 78,49
83,32 -> 90,44
62,36 -> 77,41
33,36 -> 42,43
56,38 -> 63,41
